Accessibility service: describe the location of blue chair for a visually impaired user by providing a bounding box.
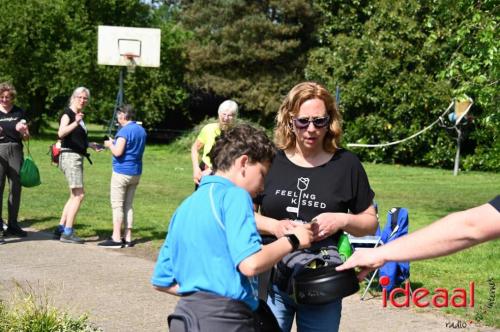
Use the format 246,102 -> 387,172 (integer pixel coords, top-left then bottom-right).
350,207 -> 411,300
377,207 -> 410,293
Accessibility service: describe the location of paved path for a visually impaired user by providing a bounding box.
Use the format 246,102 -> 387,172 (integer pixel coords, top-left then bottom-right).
0,229 -> 498,332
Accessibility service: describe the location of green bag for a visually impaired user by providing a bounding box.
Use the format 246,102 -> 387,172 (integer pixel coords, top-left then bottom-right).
20,140 -> 41,188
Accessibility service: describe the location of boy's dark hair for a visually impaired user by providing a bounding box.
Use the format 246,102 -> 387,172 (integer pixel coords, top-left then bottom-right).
210,124 -> 276,173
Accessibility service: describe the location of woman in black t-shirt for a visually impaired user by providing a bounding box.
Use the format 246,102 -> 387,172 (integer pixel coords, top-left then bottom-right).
0,82 -> 30,240
56,87 -> 102,244
255,82 -> 378,332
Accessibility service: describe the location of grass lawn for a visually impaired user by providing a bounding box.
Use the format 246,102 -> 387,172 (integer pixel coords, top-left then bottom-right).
11,126 -> 500,327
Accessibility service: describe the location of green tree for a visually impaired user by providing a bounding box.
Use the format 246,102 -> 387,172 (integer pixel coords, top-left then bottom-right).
0,0 -> 188,132
433,1 -> 499,171
175,0 -> 320,122
307,0 -> 499,171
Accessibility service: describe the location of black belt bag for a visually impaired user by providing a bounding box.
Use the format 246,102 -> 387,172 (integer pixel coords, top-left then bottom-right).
272,243 -> 359,305
272,244 -> 342,295
292,263 -> 359,305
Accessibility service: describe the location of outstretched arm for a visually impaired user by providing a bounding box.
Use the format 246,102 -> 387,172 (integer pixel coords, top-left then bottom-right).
337,202 -> 500,279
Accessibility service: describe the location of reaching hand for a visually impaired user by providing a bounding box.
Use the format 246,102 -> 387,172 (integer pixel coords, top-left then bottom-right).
336,248 -> 385,281
273,219 -> 297,238
15,120 -> 29,137
104,138 -> 113,148
75,112 -> 84,123
89,142 -> 104,152
311,212 -> 348,242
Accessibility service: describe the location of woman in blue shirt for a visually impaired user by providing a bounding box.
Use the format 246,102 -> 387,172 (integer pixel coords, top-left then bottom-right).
99,105 -> 146,248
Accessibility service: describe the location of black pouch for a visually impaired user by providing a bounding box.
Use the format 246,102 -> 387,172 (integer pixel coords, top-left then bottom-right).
272,242 -> 343,294
292,263 -> 360,305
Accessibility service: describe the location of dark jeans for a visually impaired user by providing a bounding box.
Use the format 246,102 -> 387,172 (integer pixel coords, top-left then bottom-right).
0,142 -> 23,226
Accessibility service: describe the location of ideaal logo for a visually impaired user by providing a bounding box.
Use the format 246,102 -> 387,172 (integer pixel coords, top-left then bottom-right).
379,276 -> 475,308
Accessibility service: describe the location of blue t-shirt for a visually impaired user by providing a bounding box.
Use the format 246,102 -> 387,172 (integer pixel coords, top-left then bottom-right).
112,122 -> 146,176
151,175 -> 262,310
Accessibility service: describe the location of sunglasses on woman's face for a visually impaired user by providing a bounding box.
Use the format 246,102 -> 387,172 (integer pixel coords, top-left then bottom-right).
292,116 -> 330,129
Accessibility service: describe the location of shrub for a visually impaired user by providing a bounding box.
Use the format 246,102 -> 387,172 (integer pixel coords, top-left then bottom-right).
0,283 -> 101,332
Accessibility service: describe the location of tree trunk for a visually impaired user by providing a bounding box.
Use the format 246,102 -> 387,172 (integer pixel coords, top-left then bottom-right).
28,87 -> 48,135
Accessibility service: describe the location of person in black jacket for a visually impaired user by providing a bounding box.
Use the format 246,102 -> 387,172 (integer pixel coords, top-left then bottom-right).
55,87 -> 102,244
0,82 -> 30,241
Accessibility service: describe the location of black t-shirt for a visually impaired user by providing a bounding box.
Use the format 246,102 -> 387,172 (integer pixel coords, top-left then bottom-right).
258,149 -> 375,245
489,196 -> 500,212
0,106 -> 26,144
60,107 -> 88,155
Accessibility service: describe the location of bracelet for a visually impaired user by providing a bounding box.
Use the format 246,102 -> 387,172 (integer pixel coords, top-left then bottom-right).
284,234 -> 300,251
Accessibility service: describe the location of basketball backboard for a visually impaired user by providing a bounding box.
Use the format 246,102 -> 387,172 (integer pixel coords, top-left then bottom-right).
97,25 -> 161,68
453,96 -> 473,125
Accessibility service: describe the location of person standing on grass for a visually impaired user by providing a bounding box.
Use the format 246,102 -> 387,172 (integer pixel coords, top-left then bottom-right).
55,87 -> 103,244
191,99 -> 238,188
0,82 -> 30,243
98,105 -> 146,248
152,124 -> 313,331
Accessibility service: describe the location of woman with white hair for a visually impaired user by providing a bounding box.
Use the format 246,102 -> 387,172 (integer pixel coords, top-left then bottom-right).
190,99 -> 238,187
55,87 -> 102,244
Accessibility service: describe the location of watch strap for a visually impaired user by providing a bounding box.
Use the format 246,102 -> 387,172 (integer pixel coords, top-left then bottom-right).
285,234 -> 300,251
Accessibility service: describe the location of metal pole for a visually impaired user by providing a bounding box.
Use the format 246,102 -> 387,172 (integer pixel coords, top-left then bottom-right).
107,67 -> 125,137
453,128 -> 462,176
335,86 -> 340,107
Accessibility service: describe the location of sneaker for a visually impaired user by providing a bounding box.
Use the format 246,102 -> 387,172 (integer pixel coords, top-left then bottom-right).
98,238 -> 124,248
60,233 -> 85,244
122,238 -> 135,248
53,227 -> 63,240
5,225 -> 27,237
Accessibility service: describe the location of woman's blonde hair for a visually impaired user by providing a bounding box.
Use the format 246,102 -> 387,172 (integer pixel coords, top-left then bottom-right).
274,82 -> 342,153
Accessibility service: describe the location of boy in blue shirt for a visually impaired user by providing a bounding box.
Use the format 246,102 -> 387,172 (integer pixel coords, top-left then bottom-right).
152,124 -> 312,331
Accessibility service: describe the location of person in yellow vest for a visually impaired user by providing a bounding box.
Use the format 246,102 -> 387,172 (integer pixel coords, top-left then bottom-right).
191,100 -> 238,187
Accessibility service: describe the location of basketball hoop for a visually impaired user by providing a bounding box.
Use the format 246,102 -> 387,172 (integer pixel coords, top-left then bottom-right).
97,26 -> 160,137
124,53 -> 138,73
